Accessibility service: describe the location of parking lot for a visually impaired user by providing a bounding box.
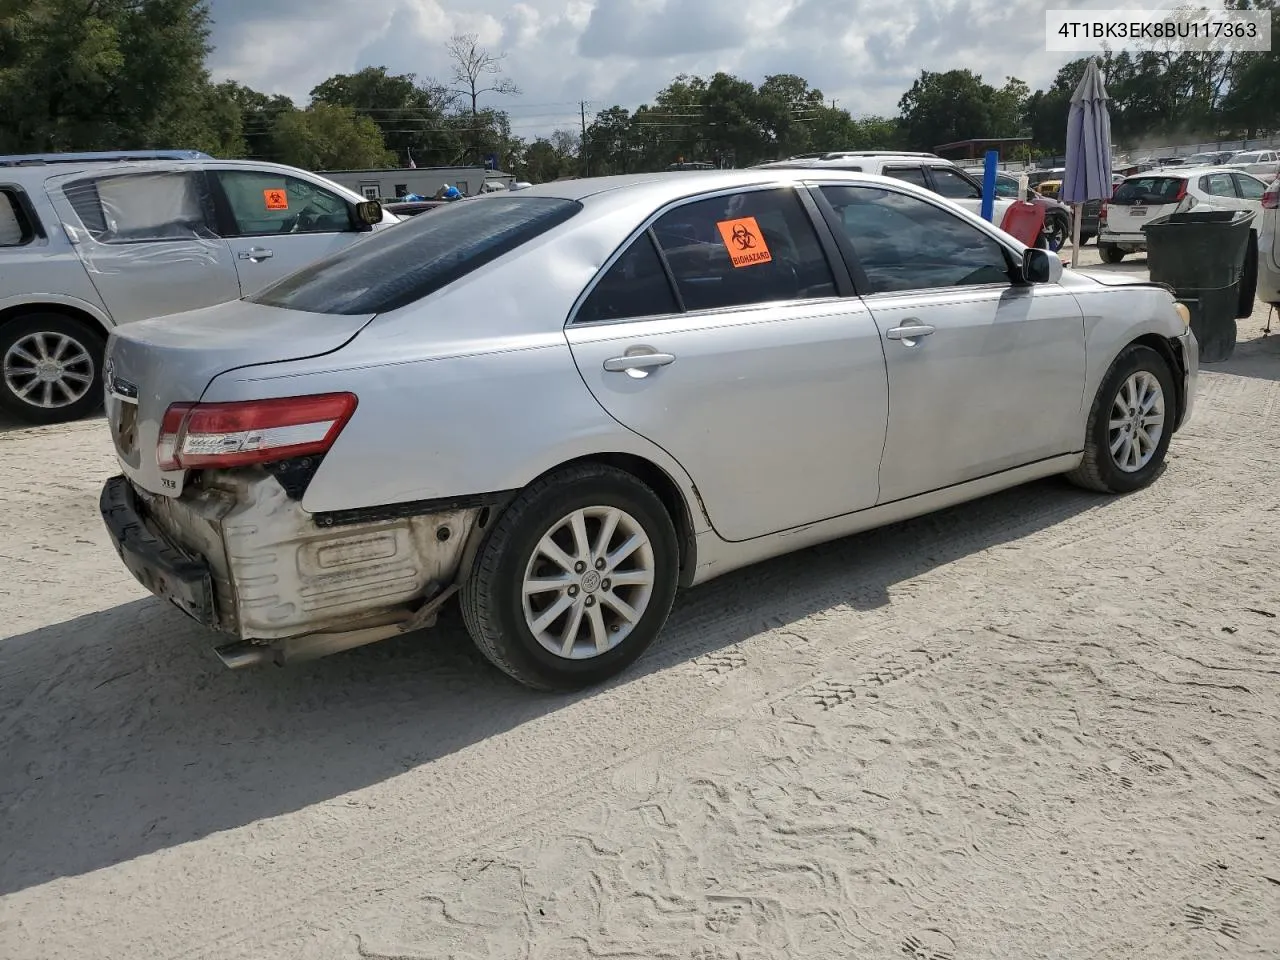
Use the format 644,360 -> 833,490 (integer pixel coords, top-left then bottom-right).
2,245 -> 1280,959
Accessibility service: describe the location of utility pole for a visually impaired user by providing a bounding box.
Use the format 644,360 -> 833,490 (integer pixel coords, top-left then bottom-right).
580,100 -> 590,177
831,98 -> 838,110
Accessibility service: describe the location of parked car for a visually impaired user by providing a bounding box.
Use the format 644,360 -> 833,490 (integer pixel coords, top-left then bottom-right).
1181,151 -> 1237,167
1098,167 -> 1270,263
1260,177 -> 1279,307
383,199 -> 448,217
753,152 -> 1021,236
98,169 -> 1197,691
1225,149 -> 1280,183
0,156 -> 397,424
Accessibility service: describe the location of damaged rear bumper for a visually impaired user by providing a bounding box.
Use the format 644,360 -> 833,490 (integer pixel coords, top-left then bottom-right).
99,471 -> 487,667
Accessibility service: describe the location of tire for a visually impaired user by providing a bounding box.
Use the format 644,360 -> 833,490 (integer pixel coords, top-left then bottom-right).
1237,229 -> 1258,320
0,313 -> 105,425
460,462 -> 681,691
1066,344 -> 1177,494
1099,243 -> 1125,264
1044,213 -> 1069,252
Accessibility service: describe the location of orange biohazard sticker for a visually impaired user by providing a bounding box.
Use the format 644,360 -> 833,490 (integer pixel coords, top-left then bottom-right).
263,188 -> 288,210
715,216 -> 772,268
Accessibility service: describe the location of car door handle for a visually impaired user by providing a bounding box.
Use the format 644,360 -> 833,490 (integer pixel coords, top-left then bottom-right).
885,323 -> 936,341
237,248 -> 273,261
603,352 -> 676,373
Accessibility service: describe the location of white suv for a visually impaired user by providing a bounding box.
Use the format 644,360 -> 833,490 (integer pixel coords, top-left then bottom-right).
1098,167 -> 1269,263
0,153 -> 397,424
753,152 -> 1019,230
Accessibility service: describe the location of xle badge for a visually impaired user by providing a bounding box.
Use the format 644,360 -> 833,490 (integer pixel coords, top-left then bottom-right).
716,216 -> 773,268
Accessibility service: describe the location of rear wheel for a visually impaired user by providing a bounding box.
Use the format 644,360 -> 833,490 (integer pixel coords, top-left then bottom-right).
0,313 -> 105,424
1099,243 -> 1125,264
1066,344 -> 1176,494
1237,229 -> 1259,319
461,462 -> 680,691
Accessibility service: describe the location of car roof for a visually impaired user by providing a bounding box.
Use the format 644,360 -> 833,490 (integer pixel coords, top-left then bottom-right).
497,168 -> 906,206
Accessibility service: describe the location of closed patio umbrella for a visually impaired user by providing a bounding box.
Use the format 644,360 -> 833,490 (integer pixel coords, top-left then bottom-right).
1061,58 -> 1113,267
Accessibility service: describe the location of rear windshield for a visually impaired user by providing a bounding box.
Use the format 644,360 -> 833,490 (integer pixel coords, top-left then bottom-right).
249,195 -> 582,315
1111,177 -> 1185,205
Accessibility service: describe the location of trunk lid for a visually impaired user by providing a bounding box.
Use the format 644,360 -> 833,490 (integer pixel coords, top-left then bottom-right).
105,299 -> 374,497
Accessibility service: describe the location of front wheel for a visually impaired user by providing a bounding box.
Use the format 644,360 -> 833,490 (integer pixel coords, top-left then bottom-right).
461,463 -> 681,691
1066,344 -> 1177,494
0,313 -> 105,424
1099,243 -> 1125,264
1044,213 -> 1069,252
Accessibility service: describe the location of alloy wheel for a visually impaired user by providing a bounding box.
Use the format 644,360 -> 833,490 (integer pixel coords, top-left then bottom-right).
1108,370 -> 1165,473
521,505 -> 657,660
3,331 -> 96,410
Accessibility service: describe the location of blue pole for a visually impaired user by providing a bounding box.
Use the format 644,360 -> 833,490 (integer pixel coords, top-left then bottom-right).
981,149 -> 998,222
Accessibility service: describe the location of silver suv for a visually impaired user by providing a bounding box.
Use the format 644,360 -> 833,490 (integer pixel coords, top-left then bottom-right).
753,151 -> 1019,227
0,152 -> 396,424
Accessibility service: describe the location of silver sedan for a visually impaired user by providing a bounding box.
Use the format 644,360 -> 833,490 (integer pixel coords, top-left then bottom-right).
99,169 -> 1198,690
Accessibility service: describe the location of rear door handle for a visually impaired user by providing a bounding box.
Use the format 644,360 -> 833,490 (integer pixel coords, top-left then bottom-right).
885,323 -> 936,341
603,352 -> 676,373
238,247 -> 273,261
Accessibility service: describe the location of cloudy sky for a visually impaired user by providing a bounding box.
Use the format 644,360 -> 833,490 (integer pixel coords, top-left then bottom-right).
204,0 -> 1196,139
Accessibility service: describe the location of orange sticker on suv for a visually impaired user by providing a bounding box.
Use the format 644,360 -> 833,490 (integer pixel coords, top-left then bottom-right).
263,188 -> 288,210
715,216 -> 772,267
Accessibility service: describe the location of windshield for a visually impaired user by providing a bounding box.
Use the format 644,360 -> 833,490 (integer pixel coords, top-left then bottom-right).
249,195 -> 582,315
1230,152 -> 1262,163
1111,177 -> 1185,205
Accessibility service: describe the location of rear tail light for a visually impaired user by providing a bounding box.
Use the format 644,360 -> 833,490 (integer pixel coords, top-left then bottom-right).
156,393 -> 358,471
1263,181 -> 1280,210
1173,179 -> 1188,201
1099,201 -> 1108,222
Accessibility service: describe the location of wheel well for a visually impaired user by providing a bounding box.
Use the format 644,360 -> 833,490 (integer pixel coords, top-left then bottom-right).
1132,333 -> 1186,427
556,452 -> 701,587
0,302 -> 109,341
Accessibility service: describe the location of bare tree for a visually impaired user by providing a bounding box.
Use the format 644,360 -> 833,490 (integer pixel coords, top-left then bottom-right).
446,32 -> 520,164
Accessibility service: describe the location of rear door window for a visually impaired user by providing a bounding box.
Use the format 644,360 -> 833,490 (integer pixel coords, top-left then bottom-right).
928,166 -> 982,200
0,188 -> 34,246
1234,173 -> 1267,201
649,187 -> 837,312
1200,173 -> 1236,198
1111,177 -> 1185,205
62,172 -> 218,243
576,231 -> 680,323
249,195 -> 582,315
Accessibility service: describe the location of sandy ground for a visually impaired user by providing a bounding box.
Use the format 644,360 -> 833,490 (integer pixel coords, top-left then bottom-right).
2,247 -> 1280,960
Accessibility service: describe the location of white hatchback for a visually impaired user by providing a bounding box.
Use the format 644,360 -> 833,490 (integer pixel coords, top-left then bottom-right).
1098,167 -> 1270,264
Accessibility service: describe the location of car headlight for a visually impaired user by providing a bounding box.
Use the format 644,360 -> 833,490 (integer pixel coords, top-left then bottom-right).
1174,302 -> 1191,327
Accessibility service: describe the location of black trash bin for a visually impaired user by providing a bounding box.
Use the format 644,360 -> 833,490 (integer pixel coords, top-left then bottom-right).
1143,209 -> 1256,363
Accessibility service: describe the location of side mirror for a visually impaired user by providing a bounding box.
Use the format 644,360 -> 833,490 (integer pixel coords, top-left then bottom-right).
354,200 -> 383,230
1022,247 -> 1062,284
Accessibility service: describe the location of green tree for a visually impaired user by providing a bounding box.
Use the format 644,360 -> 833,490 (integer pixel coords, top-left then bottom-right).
269,102 -> 394,170
897,69 -> 1016,151
310,66 -> 459,167
0,0 -> 231,153
217,80 -> 295,161
583,106 -> 633,174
